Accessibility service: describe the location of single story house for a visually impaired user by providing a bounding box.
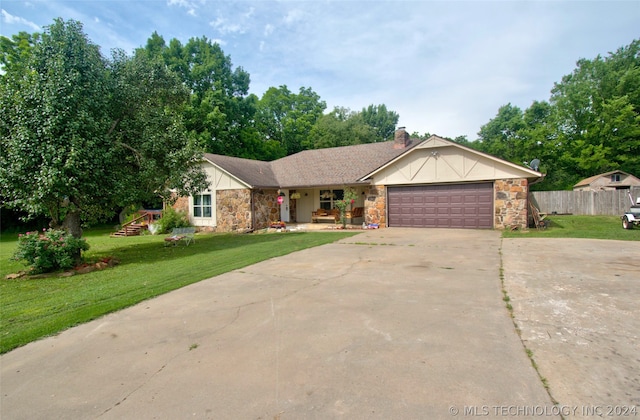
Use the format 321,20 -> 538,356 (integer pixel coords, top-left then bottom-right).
173,128 -> 542,231
573,170 -> 640,191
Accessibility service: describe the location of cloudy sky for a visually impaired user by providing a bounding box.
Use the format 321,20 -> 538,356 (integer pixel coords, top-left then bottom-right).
2,1 -> 638,140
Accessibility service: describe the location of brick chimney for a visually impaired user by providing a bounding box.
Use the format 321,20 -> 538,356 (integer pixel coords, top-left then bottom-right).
393,127 -> 410,149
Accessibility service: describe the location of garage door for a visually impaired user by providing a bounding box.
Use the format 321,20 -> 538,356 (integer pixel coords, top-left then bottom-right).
388,183 -> 493,228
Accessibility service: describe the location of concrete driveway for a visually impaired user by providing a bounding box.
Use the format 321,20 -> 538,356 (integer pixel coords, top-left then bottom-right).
502,237 -> 640,417
2,229 -> 555,419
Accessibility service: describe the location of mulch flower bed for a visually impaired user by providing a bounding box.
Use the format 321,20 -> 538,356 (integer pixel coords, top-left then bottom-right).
5,257 -> 120,280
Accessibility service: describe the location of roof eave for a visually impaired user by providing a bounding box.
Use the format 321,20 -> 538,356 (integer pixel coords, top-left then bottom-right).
279,180 -> 371,189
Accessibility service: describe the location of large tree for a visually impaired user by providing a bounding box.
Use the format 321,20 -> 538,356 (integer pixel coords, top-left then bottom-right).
140,35 -> 261,158
476,103 -> 526,163
305,107 -> 376,149
304,104 -> 400,150
0,19 -> 207,239
360,104 -> 399,141
475,101 -> 570,190
254,85 -> 326,156
550,39 -> 640,182
473,39 -> 640,190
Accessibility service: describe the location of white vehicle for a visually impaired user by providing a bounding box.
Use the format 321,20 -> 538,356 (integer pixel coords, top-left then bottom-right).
621,193 -> 640,229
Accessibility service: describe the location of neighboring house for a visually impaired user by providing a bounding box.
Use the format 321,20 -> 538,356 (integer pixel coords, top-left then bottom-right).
573,170 -> 640,191
173,128 -> 542,231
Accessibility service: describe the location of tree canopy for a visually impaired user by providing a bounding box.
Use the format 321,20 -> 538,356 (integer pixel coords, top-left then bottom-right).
139,34 -> 259,158
304,104 -> 399,149
551,40 -> 640,182
360,104 -> 399,141
0,19 -> 207,236
254,85 -> 326,157
474,39 -> 640,190
136,30 -> 402,159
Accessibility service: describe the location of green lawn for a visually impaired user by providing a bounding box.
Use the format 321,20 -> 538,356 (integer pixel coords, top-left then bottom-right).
501,215 -> 640,241
0,228 -> 359,354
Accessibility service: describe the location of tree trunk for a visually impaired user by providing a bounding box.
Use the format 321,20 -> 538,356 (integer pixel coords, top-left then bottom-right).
62,209 -> 83,238
62,209 -> 83,264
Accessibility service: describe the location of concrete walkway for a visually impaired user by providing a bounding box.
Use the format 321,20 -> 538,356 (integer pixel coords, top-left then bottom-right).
1,229 -> 554,419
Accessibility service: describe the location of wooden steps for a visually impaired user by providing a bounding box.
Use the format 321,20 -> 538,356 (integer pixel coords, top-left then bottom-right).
110,223 -> 146,237
111,210 -> 161,237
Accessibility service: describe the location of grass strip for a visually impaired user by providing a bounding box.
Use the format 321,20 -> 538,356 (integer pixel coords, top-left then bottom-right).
502,215 -> 640,241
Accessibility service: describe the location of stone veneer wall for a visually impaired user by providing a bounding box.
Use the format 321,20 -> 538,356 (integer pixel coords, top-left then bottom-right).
251,189 -> 280,230
364,185 -> 387,227
172,195 -> 189,214
215,189 -> 252,232
494,178 -> 528,230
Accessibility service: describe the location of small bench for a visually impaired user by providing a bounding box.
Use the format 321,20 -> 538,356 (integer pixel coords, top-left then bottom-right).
164,227 -> 196,246
311,209 -> 339,223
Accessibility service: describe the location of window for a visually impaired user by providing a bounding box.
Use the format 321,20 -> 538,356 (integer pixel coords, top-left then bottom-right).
319,189 -> 343,210
611,174 -> 621,183
193,194 -> 212,217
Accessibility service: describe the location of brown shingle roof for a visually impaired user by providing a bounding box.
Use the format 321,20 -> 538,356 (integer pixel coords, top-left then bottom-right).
203,139 -> 421,189
272,140 -> 421,188
203,153 -> 279,188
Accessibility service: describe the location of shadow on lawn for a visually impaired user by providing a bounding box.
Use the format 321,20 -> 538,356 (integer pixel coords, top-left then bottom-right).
89,232 -> 329,268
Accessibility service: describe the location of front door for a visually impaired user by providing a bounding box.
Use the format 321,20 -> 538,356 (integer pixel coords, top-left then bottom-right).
280,190 -> 290,222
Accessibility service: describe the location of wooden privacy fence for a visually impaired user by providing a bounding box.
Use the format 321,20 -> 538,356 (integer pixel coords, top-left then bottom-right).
531,187 -> 640,216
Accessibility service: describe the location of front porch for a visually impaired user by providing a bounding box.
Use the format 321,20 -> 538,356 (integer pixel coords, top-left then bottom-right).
284,186 -> 372,225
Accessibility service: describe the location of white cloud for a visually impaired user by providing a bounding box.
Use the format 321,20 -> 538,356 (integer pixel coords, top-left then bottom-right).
167,0 -> 200,17
167,0 -> 189,8
264,23 -> 274,37
1,9 -> 40,31
283,9 -> 305,25
210,16 -> 244,35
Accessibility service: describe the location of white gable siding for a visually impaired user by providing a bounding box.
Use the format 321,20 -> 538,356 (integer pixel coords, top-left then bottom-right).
204,162 -> 248,190
371,145 -> 536,186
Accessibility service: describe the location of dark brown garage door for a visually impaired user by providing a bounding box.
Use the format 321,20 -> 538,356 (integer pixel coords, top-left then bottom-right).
388,183 -> 494,228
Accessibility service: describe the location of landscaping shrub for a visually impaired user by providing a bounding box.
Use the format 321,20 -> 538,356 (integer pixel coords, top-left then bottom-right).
335,187 -> 359,228
12,229 -> 90,273
154,207 -> 191,234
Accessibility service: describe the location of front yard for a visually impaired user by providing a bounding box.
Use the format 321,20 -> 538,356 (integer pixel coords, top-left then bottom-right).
0,228 -> 358,354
